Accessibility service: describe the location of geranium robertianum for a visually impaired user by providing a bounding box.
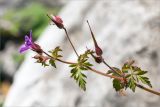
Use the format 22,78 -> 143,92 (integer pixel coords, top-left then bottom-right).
87,20 -> 103,56
47,14 -> 64,29
19,30 -> 42,54
17,15 -> 160,96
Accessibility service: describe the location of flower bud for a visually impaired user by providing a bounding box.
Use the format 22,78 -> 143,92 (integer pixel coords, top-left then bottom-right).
94,56 -> 103,63
31,43 -> 43,54
47,14 -> 64,29
33,54 -> 49,63
95,45 -> 103,56
87,20 -> 103,56
90,52 -> 103,63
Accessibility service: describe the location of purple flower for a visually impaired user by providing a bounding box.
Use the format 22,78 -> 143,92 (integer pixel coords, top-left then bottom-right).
19,30 -> 42,54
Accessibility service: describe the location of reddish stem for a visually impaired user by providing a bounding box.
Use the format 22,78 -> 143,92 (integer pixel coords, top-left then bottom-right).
63,27 -> 79,57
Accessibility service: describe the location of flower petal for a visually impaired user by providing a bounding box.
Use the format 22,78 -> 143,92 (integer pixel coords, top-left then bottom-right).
54,16 -> 63,23
25,35 -> 32,46
25,35 -> 30,42
19,44 -> 30,53
29,30 -> 32,41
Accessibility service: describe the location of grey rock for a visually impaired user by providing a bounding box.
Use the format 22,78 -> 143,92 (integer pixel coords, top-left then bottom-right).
4,0 -> 160,107
0,42 -> 18,76
0,0 -> 66,16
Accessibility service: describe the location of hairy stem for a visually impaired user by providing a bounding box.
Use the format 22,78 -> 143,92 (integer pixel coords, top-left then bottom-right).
87,67 -> 123,81
46,14 -> 79,57
42,50 -> 123,81
102,60 -> 123,77
136,83 -> 160,96
42,50 -> 160,96
46,14 -> 52,21
43,50 -> 75,64
63,27 -> 79,57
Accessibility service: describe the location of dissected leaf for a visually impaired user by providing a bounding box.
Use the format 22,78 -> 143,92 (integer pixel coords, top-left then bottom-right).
48,46 -> 63,68
113,79 -> 124,91
107,70 -> 113,74
33,54 -> 49,67
78,50 -> 92,63
136,70 -> 148,75
112,67 -> 123,76
125,74 -> 131,78
84,62 -> 93,67
70,67 -> 87,91
122,64 -> 130,73
49,46 -> 62,59
80,66 -> 88,70
106,67 -> 123,77
138,76 -> 152,88
68,50 -> 94,91
128,78 -> 136,92
121,61 -> 152,92
41,62 -> 49,67
69,64 -> 77,67
49,59 -> 56,68
122,60 -> 135,73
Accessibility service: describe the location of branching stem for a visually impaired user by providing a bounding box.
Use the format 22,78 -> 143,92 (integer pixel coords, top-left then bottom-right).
42,50 -> 160,96
136,83 -> 160,96
42,50 -> 123,81
102,59 -> 122,77
43,18 -> 160,96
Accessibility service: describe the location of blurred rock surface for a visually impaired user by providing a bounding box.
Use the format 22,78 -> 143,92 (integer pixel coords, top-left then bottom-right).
4,0 -> 160,107
0,0 -> 66,16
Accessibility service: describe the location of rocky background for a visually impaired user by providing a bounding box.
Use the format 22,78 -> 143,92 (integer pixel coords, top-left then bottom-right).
2,0 -> 160,107
0,0 -> 65,106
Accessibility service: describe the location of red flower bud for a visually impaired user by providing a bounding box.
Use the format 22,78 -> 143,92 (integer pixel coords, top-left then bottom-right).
47,14 -> 64,29
31,43 -> 43,54
90,52 -> 103,63
95,45 -> 103,56
33,54 -> 49,63
94,56 -> 103,63
87,20 -> 103,56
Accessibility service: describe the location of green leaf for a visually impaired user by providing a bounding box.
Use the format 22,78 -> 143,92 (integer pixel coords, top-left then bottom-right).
122,64 -> 130,73
107,70 -> 113,74
138,76 -> 152,88
70,67 -> 87,91
137,71 -> 148,75
113,79 -> 124,91
122,61 -> 135,73
78,50 -> 92,64
41,62 -> 49,67
106,67 -> 122,76
125,74 -> 131,78
35,58 -> 49,67
68,50 -> 94,91
112,67 -> 122,76
84,62 -> 93,67
49,59 -> 56,68
69,64 -> 77,67
121,61 -> 152,92
80,66 -> 88,70
128,78 -> 136,92
49,46 -> 62,59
